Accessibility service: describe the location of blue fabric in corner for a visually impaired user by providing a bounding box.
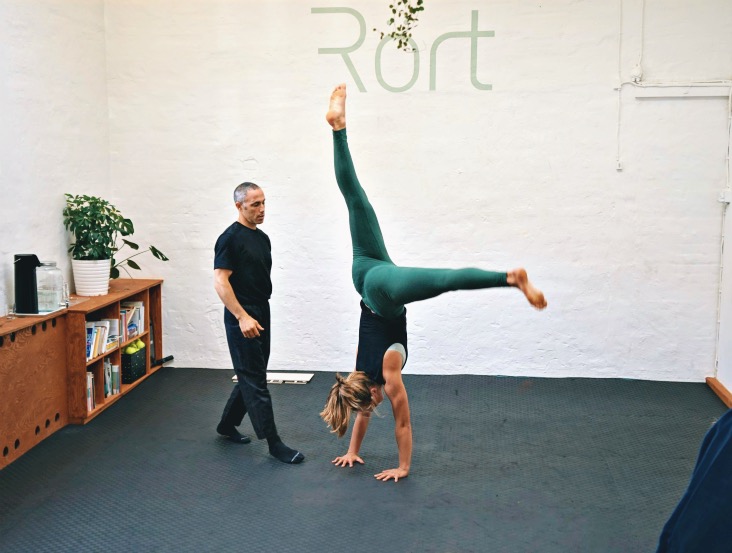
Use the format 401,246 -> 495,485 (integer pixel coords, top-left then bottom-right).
656,408 -> 732,553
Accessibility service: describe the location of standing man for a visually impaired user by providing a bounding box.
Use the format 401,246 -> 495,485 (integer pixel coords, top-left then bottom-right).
214,181 -> 304,464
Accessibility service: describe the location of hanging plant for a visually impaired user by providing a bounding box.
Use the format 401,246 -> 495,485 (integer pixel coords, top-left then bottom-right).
373,0 -> 425,51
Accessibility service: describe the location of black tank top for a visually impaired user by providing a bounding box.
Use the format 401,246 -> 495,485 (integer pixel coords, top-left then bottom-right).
356,301 -> 408,385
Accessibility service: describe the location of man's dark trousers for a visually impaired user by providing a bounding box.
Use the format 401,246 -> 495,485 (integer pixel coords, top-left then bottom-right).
220,302 -> 277,440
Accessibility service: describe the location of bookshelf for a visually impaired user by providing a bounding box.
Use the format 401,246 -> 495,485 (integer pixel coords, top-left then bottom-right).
0,278 -> 165,468
66,279 -> 164,424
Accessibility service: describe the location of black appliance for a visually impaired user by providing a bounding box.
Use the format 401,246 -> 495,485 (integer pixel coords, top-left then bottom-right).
14,254 -> 41,314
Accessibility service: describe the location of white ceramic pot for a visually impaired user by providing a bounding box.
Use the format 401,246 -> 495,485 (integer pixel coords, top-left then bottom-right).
71,259 -> 111,296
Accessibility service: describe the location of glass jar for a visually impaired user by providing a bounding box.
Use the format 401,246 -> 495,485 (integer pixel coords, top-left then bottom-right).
36,261 -> 64,313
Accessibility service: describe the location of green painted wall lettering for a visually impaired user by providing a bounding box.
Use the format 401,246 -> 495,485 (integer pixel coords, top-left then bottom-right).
312,7 -> 494,92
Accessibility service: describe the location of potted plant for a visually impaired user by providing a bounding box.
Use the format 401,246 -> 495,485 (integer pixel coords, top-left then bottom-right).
63,194 -> 169,296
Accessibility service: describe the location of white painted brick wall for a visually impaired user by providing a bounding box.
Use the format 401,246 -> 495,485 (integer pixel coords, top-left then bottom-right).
1,1 -> 730,382
0,0 -> 109,312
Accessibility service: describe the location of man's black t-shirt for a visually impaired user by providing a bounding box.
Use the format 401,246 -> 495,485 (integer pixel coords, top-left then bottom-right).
214,222 -> 272,305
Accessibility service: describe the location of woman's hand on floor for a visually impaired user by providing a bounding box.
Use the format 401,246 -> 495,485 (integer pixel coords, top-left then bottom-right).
374,467 -> 409,482
332,452 -> 364,467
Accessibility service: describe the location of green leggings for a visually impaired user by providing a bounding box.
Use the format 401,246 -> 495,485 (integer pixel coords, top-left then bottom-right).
333,129 -> 508,319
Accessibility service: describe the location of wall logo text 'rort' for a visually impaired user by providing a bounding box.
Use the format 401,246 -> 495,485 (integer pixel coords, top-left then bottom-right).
311,8 -> 493,92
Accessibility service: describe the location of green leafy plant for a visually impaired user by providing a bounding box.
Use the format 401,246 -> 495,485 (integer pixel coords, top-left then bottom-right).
62,193 -> 169,279
373,0 -> 425,51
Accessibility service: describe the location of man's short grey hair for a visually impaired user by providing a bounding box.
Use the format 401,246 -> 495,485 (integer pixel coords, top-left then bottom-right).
233,182 -> 261,203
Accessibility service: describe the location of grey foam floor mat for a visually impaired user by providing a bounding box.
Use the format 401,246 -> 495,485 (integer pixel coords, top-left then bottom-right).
0,367 -> 727,552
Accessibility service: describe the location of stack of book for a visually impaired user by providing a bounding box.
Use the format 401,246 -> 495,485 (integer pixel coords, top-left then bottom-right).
86,371 -> 96,412
120,301 -> 144,341
103,359 -> 121,397
85,319 -> 120,361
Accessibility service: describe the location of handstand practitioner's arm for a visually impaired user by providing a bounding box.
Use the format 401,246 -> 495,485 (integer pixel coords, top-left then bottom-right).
376,354 -> 412,482
332,411 -> 371,467
214,268 -> 264,338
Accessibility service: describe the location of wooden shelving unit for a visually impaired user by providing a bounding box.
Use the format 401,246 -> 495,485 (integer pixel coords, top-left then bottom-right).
0,312 -> 70,469
65,278 -> 164,424
1,278 -> 165,468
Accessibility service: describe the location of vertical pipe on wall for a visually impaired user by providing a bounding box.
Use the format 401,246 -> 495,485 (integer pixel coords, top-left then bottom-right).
713,88 -> 732,384
615,0 -> 646,171
615,0 -> 624,171
616,0 -> 732,385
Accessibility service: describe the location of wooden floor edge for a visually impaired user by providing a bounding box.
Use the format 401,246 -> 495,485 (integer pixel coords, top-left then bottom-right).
706,377 -> 732,408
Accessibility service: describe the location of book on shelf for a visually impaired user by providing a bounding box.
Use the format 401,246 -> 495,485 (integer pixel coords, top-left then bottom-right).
120,310 -> 128,342
121,301 -> 145,337
92,320 -> 110,358
89,327 -> 98,359
120,307 -> 134,338
86,321 -> 103,359
85,322 -> 95,360
121,304 -> 136,324
86,371 -> 96,412
103,359 -> 112,398
85,319 -> 121,360
106,318 -> 120,349
149,321 -> 156,364
111,364 -> 120,394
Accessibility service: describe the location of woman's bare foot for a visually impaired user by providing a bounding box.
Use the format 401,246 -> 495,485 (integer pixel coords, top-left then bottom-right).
507,268 -> 547,309
326,83 -> 347,131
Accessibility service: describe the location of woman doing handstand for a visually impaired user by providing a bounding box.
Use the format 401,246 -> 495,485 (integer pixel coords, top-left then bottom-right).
320,83 -> 547,482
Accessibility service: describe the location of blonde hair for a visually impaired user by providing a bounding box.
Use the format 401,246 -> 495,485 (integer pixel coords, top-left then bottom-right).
320,372 -> 375,437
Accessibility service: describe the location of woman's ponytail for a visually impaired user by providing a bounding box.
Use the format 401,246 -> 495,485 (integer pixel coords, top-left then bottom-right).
320,372 -> 374,437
